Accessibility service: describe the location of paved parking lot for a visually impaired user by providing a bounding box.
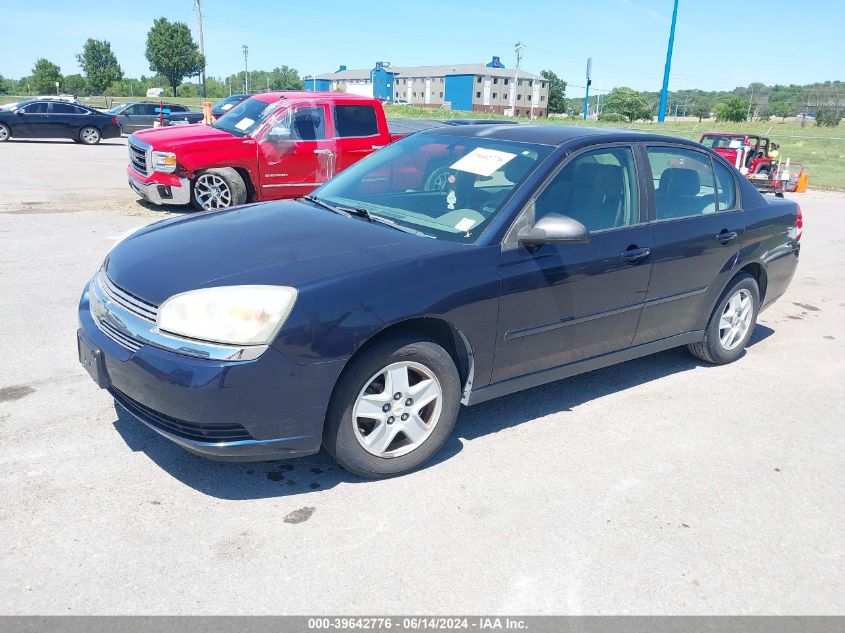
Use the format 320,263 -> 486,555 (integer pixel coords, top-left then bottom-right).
0,139 -> 843,614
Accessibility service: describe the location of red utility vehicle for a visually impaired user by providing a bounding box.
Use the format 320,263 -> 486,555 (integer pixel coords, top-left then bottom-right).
127,92 -> 404,211
698,133 -> 777,175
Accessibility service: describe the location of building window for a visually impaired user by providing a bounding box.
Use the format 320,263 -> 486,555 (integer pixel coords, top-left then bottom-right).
504,79 -> 509,85
527,95 -> 532,101
476,76 -> 482,83
540,95 -> 546,101
440,92 -> 444,98
517,94 -> 522,100
518,79 -> 523,86
492,93 -> 497,99
493,78 -> 498,84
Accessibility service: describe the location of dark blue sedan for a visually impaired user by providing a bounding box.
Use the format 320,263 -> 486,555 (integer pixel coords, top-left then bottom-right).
77,125 -> 801,477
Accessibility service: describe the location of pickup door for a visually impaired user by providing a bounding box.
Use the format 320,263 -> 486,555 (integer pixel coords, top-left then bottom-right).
257,103 -> 336,199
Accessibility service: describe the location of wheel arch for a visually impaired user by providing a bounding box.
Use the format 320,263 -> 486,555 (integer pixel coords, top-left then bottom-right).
736,261 -> 768,303
336,317 -> 476,405
232,167 -> 257,201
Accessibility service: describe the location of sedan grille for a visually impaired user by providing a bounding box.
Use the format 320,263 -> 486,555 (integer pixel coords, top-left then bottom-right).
128,138 -> 149,175
111,388 -> 254,443
98,272 -> 158,322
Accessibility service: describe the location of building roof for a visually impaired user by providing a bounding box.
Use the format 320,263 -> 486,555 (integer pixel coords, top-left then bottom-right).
315,64 -> 544,82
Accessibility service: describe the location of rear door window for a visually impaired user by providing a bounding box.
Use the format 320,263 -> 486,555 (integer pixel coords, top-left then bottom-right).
334,105 -> 378,137
50,102 -> 78,114
646,147 -> 718,219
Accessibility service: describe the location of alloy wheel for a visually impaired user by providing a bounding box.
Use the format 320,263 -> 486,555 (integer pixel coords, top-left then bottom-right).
194,173 -> 232,210
80,127 -> 100,144
352,361 -> 443,458
0,125 -> 9,141
719,288 -> 753,351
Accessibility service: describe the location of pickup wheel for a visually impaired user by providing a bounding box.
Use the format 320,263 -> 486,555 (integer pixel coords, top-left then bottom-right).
79,126 -> 101,145
323,334 -> 461,479
191,168 -> 247,211
688,273 -> 760,365
0,123 -> 12,142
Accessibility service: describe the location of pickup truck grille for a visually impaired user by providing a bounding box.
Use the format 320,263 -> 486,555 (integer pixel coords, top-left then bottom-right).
128,137 -> 149,175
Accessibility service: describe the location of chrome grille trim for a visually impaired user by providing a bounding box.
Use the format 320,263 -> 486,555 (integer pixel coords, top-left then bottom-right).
97,272 -> 158,322
128,136 -> 150,176
98,319 -> 142,352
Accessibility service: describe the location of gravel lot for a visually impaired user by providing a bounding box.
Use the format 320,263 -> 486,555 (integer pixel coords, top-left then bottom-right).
1,139 -> 843,614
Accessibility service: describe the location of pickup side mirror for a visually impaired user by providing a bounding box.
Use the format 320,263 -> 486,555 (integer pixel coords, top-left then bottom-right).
268,124 -> 292,141
518,213 -> 590,246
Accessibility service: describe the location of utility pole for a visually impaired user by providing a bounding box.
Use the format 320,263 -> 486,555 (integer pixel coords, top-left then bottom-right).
802,93 -> 810,128
747,85 -> 755,121
511,41 -> 524,116
242,44 -> 249,93
658,0 -> 679,123
194,0 -> 206,97
583,57 -> 592,121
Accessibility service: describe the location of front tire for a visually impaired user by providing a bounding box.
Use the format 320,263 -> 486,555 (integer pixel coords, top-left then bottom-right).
0,123 -> 11,142
687,273 -> 760,365
323,335 -> 461,478
191,168 -> 248,211
79,126 -> 101,145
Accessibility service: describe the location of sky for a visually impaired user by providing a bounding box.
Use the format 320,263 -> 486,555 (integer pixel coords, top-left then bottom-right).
2,0 -> 842,94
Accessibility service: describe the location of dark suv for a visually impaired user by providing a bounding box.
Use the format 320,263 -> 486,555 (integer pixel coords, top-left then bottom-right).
107,102 -> 197,134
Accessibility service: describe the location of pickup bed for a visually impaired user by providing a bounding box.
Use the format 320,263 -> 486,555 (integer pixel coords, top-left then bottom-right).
127,92 -> 406,211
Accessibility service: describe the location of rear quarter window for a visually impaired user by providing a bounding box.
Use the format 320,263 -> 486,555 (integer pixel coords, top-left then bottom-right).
334,105 -> 379,137
713,161 -> 738,211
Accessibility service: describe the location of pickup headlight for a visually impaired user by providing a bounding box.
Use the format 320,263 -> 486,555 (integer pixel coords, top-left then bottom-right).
151,151 -> 178,174
157,285 -> 298,346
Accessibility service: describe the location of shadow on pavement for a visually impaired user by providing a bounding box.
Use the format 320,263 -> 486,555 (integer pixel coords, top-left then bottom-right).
112,324 -> 775,500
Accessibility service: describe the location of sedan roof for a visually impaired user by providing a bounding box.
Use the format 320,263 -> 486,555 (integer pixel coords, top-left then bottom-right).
422,124 -> 701,148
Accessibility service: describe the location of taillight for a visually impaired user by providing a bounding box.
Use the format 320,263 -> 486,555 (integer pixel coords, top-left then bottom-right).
796,205 -> 803,241
112,117 -> 119,125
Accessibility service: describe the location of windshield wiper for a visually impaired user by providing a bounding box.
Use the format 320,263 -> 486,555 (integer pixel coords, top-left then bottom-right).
299,195 -> 431,237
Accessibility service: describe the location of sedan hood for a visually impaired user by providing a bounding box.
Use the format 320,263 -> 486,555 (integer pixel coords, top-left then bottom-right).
105,200 -> 458,306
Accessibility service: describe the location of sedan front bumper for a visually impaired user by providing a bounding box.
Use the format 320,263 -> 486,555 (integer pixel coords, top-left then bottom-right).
78,281 -> 341,461
128,166 -> 191,206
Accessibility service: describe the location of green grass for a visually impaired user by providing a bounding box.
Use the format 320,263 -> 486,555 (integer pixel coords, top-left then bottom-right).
385,106 -> 845,191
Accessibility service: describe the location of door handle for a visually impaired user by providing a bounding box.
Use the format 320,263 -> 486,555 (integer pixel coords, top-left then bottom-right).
313,148 -> 333,155
716,230 -> 738,244
621,246 -> 651,262
372,144 -> 385,150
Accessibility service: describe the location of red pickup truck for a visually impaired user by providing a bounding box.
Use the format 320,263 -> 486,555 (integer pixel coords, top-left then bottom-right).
127,92 -> 403,211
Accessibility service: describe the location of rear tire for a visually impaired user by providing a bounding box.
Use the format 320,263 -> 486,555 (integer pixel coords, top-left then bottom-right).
191,168 -> 248,211
323,334 -> 461,478
0,123 -> 11,142
687,273 -> 760,365
79,126 -> 101,145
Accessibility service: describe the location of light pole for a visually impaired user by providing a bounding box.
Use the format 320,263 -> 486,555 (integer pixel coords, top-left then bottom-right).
510,42 -> 524,117
242,44 -> 249,93
658,0 -> 679,123
194,0 -> 206,97
583,57 -> 592,121
55,81 -> 60,96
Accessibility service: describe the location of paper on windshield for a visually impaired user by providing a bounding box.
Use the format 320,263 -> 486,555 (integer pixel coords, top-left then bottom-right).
728,139 -> 742,149
234,117 -> 255,131
450,148 -> 517,177
454,218 -> 477,231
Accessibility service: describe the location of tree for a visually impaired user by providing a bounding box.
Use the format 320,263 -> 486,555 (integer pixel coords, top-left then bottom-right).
715,97 -> 748,122
62,74 -> 88,97
602,87 -> 652,122
145,18 -> 204,97
691,99 -> 712,122
815,107 -> 842,127
540,69 -> 567,114
30,58 -> 63,95
76,38 -> 123,95
269,66 -> 304,90
0,75 -> 8,95
768,101 -> 793,121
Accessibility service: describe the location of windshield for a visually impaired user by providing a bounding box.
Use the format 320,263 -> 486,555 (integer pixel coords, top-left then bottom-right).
700,135 -> 747,149
312,133 -> 552,243
213,94 -> 246,112
212,97 -> 278,136
105,104 -> 127,114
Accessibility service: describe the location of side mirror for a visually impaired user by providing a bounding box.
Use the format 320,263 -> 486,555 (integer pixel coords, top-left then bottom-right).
518,213 -> 590,246
268,125 -> 292,141
16,110 -> 24,115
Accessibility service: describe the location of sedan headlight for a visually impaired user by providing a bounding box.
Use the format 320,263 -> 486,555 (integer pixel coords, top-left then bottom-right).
151,151 -> 178,174
157,285 -> 298,346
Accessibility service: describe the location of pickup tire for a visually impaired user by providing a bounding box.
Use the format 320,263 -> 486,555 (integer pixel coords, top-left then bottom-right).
687,273 -> 760,365
191,168 -> 248,212
0,123 -> 11,142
